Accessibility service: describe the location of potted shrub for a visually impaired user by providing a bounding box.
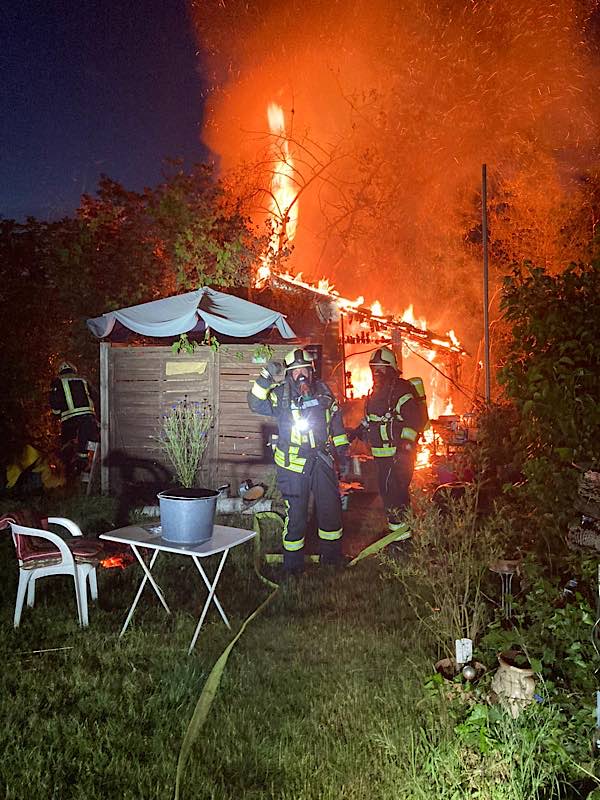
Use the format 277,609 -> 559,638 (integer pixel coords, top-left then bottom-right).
156,398 -> 217,544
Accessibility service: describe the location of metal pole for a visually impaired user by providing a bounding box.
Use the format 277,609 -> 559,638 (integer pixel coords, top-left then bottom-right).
340,312 -> 348,399
99,341 -> 110,495
482,164 -> 491,403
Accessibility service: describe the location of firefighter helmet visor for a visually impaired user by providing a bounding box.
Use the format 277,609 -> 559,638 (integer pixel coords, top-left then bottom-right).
58,361 -> 77,374
284,349 -> 314,372
368,348 -> 397,370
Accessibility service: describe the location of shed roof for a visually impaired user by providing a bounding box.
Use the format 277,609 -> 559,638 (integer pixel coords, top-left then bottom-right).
86,287 -> 296,340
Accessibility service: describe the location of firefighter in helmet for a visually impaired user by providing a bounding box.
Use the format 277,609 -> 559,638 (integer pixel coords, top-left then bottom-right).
49,362 -> 99,476
350,347 -> 426,549
248,348 -> 350,575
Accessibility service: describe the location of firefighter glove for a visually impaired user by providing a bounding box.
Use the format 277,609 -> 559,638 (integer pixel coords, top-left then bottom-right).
260,360 -> 284,383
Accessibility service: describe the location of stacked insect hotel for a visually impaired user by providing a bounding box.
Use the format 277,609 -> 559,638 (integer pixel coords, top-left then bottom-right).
567,470 -> 600,552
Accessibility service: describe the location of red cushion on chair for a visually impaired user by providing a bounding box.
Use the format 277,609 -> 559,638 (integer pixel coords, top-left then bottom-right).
0,510 -> 51,561
18,538 -> 103,565
0,510 -> 102,564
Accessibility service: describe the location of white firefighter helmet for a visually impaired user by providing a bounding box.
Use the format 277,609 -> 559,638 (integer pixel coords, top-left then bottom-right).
369,347 -> 398,371
284,348 -> 314,372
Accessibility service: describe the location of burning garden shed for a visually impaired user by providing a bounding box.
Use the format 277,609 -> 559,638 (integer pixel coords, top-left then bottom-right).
87,278 -> 470,500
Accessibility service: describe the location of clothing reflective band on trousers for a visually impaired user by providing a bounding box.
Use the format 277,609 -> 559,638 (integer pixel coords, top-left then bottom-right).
318,527 -> 343,541
283,536 -> 305,551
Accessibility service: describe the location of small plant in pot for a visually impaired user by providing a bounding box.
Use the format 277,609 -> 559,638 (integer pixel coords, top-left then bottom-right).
155,398 -> 217,544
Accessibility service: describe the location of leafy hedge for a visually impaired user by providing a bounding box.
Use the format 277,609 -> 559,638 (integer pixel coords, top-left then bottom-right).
497,261 -> 600,545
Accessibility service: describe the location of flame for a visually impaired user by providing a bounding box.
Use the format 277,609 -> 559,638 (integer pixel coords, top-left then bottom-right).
258,103 -> 299,285
401,304 -> 427,330
442,398 -> 455,416
346,364 -> 373,398
256,263 -> 271,286
415,431 -> 433,469
338,294 -> 365,310
317,277 -> 335,293
101,554 -> 134,570
371,300 -> 383,317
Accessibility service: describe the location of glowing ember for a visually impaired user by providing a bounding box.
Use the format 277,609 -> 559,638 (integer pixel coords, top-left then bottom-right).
101,553 -> 135,570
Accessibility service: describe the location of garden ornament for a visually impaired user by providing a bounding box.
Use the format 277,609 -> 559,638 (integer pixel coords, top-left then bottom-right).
491,650 -> 536,718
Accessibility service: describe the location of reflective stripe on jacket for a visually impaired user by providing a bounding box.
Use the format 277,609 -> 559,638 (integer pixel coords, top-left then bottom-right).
359,377 -> 422,458
49,375 -> 95,423
248,376 -> 349,474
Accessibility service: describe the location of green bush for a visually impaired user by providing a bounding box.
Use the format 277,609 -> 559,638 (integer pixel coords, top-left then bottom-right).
498,261 -> 600,550
386,486 -> 505,658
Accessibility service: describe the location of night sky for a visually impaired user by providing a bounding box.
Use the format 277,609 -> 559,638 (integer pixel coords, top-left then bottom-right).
2,1 -> 208,222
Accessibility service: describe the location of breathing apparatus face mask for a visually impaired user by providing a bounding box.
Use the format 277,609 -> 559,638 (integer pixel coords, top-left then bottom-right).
371,366 -> 394,388
290,367 -> 313,396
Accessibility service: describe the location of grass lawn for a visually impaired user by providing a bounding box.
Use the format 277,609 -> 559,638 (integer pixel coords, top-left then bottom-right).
0,501 -> 440,800
1,496 -> 596,800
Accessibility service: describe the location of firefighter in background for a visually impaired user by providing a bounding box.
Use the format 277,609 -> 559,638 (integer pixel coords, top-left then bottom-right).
49,362 -> 99,476
350,347 -> 427,549
248,348 -> 350,575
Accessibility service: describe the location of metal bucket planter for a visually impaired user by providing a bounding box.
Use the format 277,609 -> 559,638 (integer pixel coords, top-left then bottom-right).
157,488 -> 218,545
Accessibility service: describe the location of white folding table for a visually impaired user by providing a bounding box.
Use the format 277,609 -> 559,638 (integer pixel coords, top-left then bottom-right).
100,524 -> 256,654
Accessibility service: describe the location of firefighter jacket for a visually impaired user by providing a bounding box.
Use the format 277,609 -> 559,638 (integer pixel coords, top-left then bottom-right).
248,374 -> 349,474
49,373 -> 96,424
355,376 -> 423,458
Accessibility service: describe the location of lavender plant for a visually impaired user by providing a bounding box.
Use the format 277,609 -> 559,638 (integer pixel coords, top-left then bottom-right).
157,398 -> 212,488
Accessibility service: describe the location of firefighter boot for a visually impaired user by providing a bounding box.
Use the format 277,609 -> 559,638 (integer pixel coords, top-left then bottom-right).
319,539 -> 348,568
283,549 -> 305,577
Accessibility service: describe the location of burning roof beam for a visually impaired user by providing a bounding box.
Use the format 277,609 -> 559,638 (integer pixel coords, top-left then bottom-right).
272,272 -> 468,357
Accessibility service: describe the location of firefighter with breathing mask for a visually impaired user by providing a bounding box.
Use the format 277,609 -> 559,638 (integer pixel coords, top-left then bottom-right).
248,348 -> 350,575
49,361 -> 99,476
350,347 -> 427,553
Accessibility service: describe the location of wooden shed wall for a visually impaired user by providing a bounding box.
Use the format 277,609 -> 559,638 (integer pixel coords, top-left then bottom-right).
101,343 -> 291,496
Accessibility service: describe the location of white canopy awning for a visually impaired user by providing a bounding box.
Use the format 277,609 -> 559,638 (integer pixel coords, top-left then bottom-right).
86,287 -> 296,340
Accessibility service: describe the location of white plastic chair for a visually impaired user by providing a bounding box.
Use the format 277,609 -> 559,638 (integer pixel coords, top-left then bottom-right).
9,517 -> 100,628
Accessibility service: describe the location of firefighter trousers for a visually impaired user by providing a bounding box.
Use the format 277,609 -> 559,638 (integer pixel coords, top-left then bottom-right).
375,453 -> 415,537
60,414 -> 99,470
276,457 -> 344,572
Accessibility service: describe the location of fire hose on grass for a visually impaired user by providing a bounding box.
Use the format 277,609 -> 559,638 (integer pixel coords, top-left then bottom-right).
173,510 -> 398,799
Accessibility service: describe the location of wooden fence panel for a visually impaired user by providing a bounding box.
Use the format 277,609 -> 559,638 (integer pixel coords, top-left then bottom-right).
105,343 -> 296,495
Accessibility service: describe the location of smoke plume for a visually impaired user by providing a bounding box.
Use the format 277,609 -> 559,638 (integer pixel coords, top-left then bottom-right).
189,0 -> 600,346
